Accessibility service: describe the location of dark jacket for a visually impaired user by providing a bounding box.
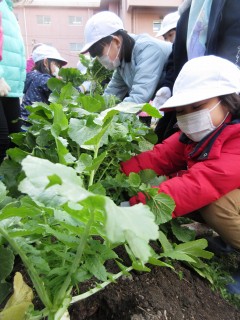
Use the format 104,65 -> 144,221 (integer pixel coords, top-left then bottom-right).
21,70 -> 51,120
156,0 -> 240,142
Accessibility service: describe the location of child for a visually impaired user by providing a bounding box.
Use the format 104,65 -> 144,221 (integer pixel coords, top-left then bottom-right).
156,11 -> 179,43
21,44 -> 67,121
26,42 -> 44,73
80,11 -> 172,126
121,55 -> 240,254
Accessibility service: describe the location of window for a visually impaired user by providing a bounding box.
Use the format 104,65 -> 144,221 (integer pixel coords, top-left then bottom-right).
69,16 -> 83,26
70,43 -> 83,51
153,20 -> 162,32
37,15 -> 51,25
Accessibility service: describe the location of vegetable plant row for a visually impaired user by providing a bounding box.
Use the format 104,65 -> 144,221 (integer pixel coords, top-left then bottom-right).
0,58 -> 213,320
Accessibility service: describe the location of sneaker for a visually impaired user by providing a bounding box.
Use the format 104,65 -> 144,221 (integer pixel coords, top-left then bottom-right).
205,236 -> 235,256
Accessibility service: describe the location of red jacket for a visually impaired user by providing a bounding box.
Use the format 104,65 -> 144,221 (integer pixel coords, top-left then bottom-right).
121,117 -> 240,218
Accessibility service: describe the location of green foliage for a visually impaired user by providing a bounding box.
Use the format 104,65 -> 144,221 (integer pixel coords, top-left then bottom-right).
0,245 -> 15,304
171,218 -> 196,242
206,253 -> 240,309
0,68 -> 215,319
79,54 -> 113,95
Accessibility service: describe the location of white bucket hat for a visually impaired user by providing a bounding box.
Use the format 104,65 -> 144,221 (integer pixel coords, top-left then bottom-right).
159,55 -> 240,111
156,11 -> 179,37
80,11 -> 124,54
32,44 -> 68,66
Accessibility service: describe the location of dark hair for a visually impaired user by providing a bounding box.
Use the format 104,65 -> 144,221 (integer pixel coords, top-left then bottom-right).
33,58 -> 62,75
89,30 -> 135,63
33,60 -> 51,74
220,93 -> 240,118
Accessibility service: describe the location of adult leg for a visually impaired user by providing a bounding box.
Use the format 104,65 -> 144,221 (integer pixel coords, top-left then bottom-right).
0,99 -> 10,162
2,97 -> 21,135
199,189 -> 240,250
0,97 -> 21,162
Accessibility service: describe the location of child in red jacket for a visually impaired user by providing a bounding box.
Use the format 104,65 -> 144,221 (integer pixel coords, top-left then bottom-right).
121,55 -> 240,253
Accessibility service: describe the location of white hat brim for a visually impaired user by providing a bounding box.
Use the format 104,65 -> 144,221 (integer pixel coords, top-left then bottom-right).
156,23 -> 177,37
160,87 -> 238,111
80,40 -> 98,54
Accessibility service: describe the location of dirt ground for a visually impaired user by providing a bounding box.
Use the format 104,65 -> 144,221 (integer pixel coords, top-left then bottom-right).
69,262 -> 240,320
4,243 -> 240,320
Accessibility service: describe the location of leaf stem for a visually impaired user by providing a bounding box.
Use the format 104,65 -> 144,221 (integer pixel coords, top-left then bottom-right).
0,227 -> 52,309
88,144 -> 99,187
53,208 -> 95,310
96,158 -> 114,183
70,266 -> 133,304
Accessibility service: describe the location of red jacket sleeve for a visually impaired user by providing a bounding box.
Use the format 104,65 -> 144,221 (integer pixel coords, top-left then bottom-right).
159,132 -> 240,217
122,125 -> 240,219
120,132 -> 186,176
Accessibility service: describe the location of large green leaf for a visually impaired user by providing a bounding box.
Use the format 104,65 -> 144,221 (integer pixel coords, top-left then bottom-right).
68,118 -> 101,149
148,193 -> 175,224
141,103 -> 162,118
160,237 -> 214,262
18,156 -> 89,207
98,101 -> 143,121
50,103 -> 69,137
104,198 -> 159,263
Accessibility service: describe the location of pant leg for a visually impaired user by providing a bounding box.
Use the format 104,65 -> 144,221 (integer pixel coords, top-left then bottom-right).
0,99 -> 10,162
199,189 -> 240,250
0,97 -> 21,162
2,97 -> 21,134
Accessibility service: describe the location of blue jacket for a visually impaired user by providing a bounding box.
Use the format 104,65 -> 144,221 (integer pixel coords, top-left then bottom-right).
104,33 -> 172,104
0,0 -> 26,97
21,70 -> 51,120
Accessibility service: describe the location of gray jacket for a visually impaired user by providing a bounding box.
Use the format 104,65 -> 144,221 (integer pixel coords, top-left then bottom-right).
104,33 -> 172,104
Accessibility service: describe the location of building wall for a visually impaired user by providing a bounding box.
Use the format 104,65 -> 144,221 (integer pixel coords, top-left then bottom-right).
15,6 -> 100,67
126,0 -> 181,8
131,7 -> 176,36
14,0 -> 181,67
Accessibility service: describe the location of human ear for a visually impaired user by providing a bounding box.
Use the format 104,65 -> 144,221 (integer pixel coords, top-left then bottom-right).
43,58 -> 49,68
111,35 -> 121,47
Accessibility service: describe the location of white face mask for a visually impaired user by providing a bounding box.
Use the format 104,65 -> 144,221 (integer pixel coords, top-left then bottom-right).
52,66 -> 60,77
97,40 -> 121,70
176,100 -> 227,142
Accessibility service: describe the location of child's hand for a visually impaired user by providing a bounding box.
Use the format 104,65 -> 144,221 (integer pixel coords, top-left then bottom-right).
152,87 -> 171,109
129,192 -> 147,205
0,78 -> 11,96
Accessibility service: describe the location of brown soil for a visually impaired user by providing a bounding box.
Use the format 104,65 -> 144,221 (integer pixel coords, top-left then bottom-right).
69,262 -> 240,320
4,245 -> 240,320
